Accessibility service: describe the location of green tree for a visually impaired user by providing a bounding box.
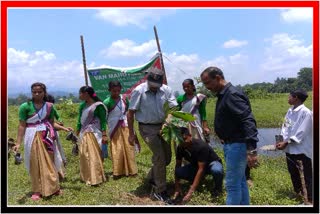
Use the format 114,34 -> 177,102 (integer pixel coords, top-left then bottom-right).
194,76 -> 214,98
296,67 -> 312,91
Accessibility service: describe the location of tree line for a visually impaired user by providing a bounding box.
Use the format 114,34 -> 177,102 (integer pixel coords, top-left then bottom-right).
196,67 -> 312,99
8,93 -> 81,106
8,67 -> 312,106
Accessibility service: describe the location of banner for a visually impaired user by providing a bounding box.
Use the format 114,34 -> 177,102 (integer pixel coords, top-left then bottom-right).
87,53 -> 162,99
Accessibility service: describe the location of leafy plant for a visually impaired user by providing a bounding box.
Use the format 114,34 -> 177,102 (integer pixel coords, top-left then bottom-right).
171,111 -> 197,122
161,102 -> 195,145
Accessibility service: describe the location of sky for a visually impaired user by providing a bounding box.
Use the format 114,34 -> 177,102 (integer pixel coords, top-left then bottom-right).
7,7 -> 313,96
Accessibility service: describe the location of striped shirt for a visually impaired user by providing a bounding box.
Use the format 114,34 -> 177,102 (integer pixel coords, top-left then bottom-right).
129,82 -> 177,124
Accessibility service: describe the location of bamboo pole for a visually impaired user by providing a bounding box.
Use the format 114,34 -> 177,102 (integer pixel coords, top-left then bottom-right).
153,26 -> 168,85
80,35 -> 89,86
297,160 -> 310,204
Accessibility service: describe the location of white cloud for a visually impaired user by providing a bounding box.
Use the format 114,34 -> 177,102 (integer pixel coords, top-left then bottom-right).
199,54 -> 251,86
162,51 -> 251,93
12,32 -> 311,96
8,48 -> 56,66
281,8 -> 312,23
8,48 -> 84,94
200,56 -> 228,71
229,53 -> 248,64
100,39 -> 158,58
260,33 -> 312,79
223,39 -> 248,48
7,47 -> 254,95
162,52 -> 201,92
95,9 -> 175,29
8,48 -> 30,64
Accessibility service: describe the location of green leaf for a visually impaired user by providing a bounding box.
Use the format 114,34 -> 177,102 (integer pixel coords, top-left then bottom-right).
163,101 -> 170,118
171,111 -> 196,122
160,123 -> 185,145
171,117 -> 188,127
161,125 -> 172,143
168,106 -> 180,113
171,125 -> 184,144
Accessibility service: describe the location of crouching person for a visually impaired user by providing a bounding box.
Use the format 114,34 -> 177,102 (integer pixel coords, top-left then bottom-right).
173,127 -> 224,204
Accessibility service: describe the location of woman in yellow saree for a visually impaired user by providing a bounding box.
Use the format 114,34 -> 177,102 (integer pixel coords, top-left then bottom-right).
103,81 -> 137,178
76,86 -> 109,186
13,82 -> 62,201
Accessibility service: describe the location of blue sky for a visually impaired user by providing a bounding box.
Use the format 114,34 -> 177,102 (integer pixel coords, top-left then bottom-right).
8,8 -> 313,95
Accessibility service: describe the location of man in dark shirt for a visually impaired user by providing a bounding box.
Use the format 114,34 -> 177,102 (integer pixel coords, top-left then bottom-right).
200,66 -> 259,205
173,127 -> 224,204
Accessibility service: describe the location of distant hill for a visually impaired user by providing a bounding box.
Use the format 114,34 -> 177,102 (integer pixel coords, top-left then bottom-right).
8,90 -> 78,98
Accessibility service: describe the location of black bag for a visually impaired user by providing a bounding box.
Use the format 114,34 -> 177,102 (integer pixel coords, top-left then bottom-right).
72,143 -> 79,156
14,152 -> 23,165
66,131 -> 79,142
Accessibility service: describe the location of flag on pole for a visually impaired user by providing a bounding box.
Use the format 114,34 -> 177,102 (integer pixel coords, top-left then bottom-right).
87,53 -> 162,99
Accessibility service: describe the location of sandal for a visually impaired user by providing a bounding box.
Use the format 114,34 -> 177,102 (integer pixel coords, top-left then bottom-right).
31,193 -> 41,201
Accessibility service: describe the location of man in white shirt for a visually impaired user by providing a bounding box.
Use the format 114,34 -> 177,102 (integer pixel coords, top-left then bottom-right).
127,67 -> 177,204
276,89 -> 313,204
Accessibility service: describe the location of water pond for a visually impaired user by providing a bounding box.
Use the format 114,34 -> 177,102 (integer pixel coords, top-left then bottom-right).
209,128 -> 284,157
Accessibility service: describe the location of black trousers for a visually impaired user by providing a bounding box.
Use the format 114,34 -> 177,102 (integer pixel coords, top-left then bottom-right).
285,153 -> 313,201
245,165 -> 251,180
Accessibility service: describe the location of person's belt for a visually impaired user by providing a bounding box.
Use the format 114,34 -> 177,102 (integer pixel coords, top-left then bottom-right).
138,122 -> 163,126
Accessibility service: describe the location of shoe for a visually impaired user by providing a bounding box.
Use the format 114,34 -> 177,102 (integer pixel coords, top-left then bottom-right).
212,189 -> 222,197
149,179 -> 156,186
152,191 -> 173,205
31,192 -> 41,201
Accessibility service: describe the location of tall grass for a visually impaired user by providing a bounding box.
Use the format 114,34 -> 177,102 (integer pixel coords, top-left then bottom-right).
6,92 -> 312,206
206,92 -> 312,129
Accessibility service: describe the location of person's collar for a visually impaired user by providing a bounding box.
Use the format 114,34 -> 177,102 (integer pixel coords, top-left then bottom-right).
291,104 -> 305,112
144,82 -> 164,93
147,87 -> 161,93
218,82 -> 231,96
140,82 -> 154,93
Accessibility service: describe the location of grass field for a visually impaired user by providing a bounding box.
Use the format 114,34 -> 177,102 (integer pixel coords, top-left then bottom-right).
206,92 -> 313,129
6,92 -> 313,206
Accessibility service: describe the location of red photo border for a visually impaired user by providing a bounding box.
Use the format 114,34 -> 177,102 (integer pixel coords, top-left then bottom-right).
1,1 -> 319,213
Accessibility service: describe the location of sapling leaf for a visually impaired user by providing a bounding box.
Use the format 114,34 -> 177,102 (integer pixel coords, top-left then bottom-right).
171,111 -> 196,122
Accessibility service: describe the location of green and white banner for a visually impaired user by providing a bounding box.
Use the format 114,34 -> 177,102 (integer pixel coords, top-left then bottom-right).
88,53 -> 162,99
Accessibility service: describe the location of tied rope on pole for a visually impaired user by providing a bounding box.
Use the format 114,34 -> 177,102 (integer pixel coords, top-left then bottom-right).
162,54 -> 187,75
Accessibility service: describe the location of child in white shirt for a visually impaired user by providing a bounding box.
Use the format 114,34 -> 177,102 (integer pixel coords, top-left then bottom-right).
276,89 -> 313,204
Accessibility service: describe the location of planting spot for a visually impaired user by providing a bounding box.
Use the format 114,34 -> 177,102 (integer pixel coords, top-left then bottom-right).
119,192 -> 164,205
